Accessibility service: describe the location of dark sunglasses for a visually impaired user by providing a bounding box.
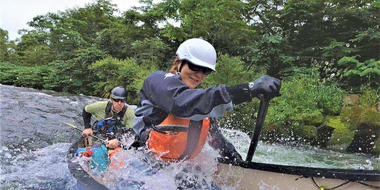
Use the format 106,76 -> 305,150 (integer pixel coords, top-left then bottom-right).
112,98 -> 126,103
186,62 -> 213,75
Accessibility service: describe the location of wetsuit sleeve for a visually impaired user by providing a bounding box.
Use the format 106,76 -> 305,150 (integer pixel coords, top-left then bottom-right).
207,118 -> 242,161
82,107 -> 92,129
225,83 -> 252,105
143,72 -> 234,120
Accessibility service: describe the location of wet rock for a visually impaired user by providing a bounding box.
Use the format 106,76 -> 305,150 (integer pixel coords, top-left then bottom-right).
304,112 -> 324,126
326,116 -> 354,147
0,85 -> 104,150
340,105 -> 380,155
343,94 -> 360,106
346,108 -> 380,155
316,125 -> 334,148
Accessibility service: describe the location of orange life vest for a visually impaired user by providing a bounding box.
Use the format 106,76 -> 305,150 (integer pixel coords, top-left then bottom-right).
147,114 -> 210,161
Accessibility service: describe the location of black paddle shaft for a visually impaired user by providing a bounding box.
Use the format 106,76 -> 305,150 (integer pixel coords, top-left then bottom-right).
246,99 -> 269,162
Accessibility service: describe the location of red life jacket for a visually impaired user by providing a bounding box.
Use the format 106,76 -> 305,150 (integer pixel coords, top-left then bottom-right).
148,114 -> 210,161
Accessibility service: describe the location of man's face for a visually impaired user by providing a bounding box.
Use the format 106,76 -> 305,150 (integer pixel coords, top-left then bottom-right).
111,98 -> 125,112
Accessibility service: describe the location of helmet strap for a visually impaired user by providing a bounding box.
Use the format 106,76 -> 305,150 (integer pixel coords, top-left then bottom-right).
178,60 -> 185,73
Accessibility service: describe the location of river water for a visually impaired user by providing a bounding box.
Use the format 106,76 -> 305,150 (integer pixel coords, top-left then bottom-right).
0,84 -> 378,189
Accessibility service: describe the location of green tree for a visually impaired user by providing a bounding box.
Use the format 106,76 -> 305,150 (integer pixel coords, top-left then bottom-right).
0,29 -> 8,61
15,30 -> 55,65
88,56 -> 154,103
280,0 -> 379,89
26,0 -> 117,60
338,56 -> 380,89
131,38 -> 171,69
27,13 -> 87,60
160,0 -> 255,55
97,21 -> 140,59
44,47 -> 106,94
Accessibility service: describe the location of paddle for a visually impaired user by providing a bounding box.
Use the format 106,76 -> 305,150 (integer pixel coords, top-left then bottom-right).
62,122 -> 107,144
245,99 -> 270,162
63,122 -> 135,150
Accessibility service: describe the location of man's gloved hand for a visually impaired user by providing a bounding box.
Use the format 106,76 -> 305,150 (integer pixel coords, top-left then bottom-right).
249,75 -> 281,101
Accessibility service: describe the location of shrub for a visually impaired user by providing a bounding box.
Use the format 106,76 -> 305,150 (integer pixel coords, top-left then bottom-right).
359,85 -> 380,109
0,61 -> 49,89
0,61 -> 18,84
263,68 -> 345,142
88,56 -> 157,104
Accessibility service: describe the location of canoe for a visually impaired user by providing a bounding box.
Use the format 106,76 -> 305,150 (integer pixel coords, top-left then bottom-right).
216,158 -> 380,190
67,136 -> 108,190
213,100 -> 379,189
67,136 -> 380,190
67,101 -> 379,189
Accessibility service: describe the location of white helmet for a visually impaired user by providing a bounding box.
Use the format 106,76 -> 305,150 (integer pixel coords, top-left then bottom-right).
176,38 -> 217,71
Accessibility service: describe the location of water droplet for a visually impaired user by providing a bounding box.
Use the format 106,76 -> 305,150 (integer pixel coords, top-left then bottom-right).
5,153 -> 12,159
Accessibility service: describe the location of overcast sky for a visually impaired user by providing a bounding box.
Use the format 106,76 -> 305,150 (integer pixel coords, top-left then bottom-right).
0,0 -> 153,41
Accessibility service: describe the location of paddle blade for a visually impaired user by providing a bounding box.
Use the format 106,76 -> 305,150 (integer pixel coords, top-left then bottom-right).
62,122 -> 77,129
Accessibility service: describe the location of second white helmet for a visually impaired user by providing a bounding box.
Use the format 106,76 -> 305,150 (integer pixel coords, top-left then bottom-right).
176,38 -> 217,71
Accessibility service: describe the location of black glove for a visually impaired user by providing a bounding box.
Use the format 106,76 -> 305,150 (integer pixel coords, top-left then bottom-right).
249,75 -> 281,101
130,139 -> 141,149
131,128 -> 152,148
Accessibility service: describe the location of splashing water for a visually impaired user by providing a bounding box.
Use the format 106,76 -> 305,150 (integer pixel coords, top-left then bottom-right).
72,145 -> 229,190
220,128 -> 379,170
0,144 -> 76,190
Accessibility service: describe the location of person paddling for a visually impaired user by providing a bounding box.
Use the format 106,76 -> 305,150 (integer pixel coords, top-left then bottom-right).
82,86 -> 135,149
132,38 -> 281,162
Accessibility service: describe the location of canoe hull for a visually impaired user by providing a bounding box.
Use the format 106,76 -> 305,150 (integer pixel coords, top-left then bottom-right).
67,136 -> 108,190
216,159 -> 380,190
67,137 -> 380,190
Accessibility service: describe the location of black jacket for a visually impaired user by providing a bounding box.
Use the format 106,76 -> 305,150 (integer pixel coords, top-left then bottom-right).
133,71 -> 251,159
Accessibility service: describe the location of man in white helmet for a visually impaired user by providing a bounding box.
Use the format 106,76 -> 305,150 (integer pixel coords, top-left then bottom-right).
132,38 -> 281,162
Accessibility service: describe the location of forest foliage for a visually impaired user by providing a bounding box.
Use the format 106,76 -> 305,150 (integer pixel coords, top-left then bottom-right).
1,0 -> 379,150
